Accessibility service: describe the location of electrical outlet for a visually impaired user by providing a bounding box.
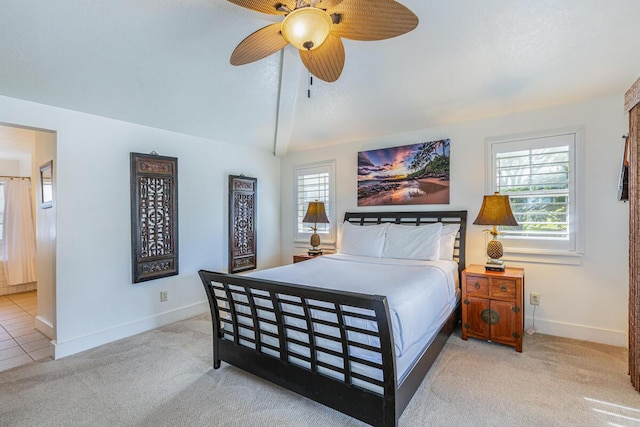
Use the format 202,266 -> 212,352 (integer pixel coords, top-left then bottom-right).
530,292 -> 541,306
160,291 -> 168,302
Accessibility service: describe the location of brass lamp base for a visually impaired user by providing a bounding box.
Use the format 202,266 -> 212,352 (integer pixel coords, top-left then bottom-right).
485,239 -> 505,271
308,231 -> 323,255
486,239 -> 504,259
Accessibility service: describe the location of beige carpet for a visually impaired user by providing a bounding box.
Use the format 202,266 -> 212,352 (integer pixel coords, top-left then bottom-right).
0,314 -> 638,426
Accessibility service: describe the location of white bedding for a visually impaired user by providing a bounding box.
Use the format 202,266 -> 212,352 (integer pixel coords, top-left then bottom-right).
247,254 -> 458,358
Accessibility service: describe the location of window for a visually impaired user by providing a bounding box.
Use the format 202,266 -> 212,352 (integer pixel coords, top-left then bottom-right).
294,161 -> 336,245
486,127 -> 583,256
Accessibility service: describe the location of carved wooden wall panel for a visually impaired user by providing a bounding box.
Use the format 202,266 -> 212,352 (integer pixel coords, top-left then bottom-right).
229,175 -> 257,273
626,76 -> 640,392
629,105 -> 639,391
130,152 -> 179,283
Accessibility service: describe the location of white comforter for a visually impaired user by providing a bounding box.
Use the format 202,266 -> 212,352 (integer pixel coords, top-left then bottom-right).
248,254 -> 458,357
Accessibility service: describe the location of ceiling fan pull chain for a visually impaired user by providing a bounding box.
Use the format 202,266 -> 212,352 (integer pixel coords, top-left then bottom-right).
307,49 -> 314,98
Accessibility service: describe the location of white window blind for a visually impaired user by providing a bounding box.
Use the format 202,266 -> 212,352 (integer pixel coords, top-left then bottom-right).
497,145 -> 570,240
294,162 -> 335,243
487,129 -> 583,256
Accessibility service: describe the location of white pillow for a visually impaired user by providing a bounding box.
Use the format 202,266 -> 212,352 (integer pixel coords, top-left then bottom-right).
439,223 -> 460,261
382,222 -> 443,260
339,221 -> 389,258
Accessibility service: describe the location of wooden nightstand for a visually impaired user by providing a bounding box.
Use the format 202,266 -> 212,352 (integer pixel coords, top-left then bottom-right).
293,253 -> 322,263
461,264 -> 525,352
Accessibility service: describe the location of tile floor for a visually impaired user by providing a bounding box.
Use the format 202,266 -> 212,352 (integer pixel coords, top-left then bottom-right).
0,291 -> 53,372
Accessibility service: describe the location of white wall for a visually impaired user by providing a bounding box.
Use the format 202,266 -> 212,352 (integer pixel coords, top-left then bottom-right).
34,130 -> 56,339
280,93 -> 629,347
0,95 -> 281,358
0,159 -> 20,175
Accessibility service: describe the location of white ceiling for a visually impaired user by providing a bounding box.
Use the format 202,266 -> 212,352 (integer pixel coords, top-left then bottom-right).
1,0 -> 639,156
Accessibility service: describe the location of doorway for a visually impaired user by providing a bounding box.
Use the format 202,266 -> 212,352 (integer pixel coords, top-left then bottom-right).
0,123 -> 57,370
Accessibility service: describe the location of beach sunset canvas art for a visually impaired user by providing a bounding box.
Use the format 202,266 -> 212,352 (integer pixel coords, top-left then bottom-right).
358,139 -> 450,206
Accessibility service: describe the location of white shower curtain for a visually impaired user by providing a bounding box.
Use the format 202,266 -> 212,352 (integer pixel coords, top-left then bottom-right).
3,179 -> 37,286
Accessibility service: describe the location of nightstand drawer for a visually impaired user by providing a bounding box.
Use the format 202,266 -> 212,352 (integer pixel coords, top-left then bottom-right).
465,276 -> 489,296
490,279 -> 517,299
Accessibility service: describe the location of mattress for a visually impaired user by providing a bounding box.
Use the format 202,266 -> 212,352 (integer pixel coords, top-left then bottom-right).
235,254 -> 459,390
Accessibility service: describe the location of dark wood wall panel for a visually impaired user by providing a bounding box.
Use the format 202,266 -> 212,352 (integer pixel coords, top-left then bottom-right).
627,75 -> 640,392
629,105 -> 639,391
130,153 -> 179,283
229,175 -> 257,273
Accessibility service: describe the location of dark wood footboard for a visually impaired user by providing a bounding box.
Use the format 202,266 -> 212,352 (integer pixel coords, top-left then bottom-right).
199,270 -> 399,426
199,269 -> 460,426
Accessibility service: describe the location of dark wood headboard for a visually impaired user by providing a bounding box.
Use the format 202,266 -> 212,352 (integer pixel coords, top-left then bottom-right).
343,210 -> 467,276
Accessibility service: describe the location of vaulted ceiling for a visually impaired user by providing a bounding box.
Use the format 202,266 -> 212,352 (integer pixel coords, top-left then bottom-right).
1,0 -> 639,156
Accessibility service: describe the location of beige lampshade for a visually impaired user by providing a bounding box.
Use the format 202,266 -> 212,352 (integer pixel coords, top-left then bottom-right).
281,7 -> 332,51
474,192 -> 517,263
302,201 -> 329,225
303,200 -> 329,253
473,192 -> 518,227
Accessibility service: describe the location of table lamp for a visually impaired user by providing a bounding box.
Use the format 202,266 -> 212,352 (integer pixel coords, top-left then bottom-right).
302,200 -> 329,255
473,192 -> 518,271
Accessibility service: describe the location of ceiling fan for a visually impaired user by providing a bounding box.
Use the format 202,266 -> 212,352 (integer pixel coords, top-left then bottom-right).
228,0 -> 419,82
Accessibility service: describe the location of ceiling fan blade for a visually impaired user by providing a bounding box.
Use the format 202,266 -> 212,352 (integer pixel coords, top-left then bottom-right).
227,0 -> 294,15
299,34 -> 345,82
327,0 -> 418,41
230,23 -> 289,65
315,0 -> 344,7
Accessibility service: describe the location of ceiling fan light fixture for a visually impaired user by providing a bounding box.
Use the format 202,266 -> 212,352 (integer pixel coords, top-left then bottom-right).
281,7 -> 332,51
229,0 -> 419,82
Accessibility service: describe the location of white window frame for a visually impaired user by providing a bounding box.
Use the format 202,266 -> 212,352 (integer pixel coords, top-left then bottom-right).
485,126 -> 584,258
293,160 -> 336,246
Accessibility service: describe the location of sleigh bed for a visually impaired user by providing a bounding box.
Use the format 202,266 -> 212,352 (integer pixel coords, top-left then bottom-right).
199,210 -> 467,427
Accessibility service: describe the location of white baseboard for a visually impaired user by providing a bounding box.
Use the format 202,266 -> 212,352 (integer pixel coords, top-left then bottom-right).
50,303 -> 626,359
52,301 -> 208,359
524,316 -> 627,347
35,315 -> 55,340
